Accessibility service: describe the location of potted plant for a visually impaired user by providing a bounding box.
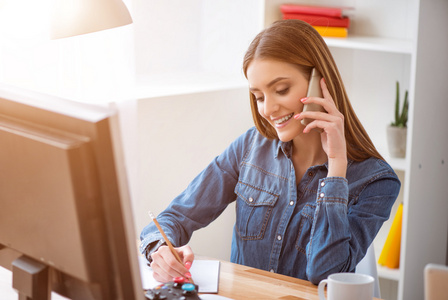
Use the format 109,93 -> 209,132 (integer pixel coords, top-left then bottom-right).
387,81 -> 409,158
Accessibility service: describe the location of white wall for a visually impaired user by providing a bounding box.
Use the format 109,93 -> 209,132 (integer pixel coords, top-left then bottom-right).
132,0 -> 263,86
135,88 -> 253,260
131,0 -> 263,260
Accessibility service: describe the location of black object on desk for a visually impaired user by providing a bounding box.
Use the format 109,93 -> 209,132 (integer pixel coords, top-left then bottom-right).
145,277 -> 200,300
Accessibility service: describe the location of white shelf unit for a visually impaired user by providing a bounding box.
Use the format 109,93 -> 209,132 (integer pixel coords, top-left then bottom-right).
378,265 -> 401,282
262,1 -> 448,300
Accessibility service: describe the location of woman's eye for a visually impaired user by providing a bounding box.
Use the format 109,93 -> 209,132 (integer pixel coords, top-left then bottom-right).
277,88 -> 289,95
254,95 -> 264,102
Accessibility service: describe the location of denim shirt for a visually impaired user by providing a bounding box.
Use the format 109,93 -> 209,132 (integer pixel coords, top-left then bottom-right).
140,127 -> 400,284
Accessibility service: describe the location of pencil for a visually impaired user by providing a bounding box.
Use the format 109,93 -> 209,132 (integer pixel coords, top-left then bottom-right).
148,211 -> 194,284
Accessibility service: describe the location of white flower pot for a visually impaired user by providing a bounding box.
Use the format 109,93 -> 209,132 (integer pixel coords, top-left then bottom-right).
387,126 -> 407,158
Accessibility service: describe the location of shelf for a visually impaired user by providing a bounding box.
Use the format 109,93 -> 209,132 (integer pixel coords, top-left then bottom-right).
324,35 -> 414,54
377,264 -> 401,281
377,147 -> 407,172
386,157 -> 407,172
136,71 -> 247,99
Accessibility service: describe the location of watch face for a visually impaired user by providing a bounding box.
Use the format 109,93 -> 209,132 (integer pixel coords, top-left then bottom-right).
145,240 -> 167,263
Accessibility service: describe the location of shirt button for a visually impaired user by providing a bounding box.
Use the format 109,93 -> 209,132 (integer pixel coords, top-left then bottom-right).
270,269 -> 275,273
289,201 -> 294,206
321,181 -> 325,187
249,197 -> 254,203
277,235 -> 282,241
308,172 -> 313,176
320,192 -> 325,198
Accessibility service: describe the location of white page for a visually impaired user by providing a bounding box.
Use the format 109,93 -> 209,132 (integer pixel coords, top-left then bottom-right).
139,256 -> 221,293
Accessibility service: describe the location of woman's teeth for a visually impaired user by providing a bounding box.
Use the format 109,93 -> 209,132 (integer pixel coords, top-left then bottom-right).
274,113 -> 294,125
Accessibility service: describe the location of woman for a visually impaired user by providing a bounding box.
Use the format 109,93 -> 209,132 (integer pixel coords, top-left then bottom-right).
140,19 -> 400,285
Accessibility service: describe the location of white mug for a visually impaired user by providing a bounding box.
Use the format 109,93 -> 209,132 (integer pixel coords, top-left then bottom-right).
318,273 -> 374,300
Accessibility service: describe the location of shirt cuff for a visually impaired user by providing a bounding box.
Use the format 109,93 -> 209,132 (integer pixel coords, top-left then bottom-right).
316,177 -> 349,205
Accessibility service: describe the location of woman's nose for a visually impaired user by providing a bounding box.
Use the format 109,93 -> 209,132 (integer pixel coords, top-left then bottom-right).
263,96 -> 279,116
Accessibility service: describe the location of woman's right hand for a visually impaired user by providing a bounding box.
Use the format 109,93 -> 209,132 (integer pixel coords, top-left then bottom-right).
150,244 -> 194,283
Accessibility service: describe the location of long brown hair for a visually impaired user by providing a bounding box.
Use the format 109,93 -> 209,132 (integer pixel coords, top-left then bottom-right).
243,19 -> 383,162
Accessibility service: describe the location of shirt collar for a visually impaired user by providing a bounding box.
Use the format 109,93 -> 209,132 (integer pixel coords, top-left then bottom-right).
274,140 -> 292,159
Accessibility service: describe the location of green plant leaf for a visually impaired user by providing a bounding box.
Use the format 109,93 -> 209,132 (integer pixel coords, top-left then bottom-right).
395,81 -> 400,126
392,81 -> 409,127
401,90 -> 409,127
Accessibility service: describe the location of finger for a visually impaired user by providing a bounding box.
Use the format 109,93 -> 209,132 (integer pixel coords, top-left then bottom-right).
151,247 -> 188,280
303,118 -> 342,134
151,259 -> 185,282
179,245 -> 195,266
319,78 -> 340,115
320,77 -> 334,101
302,79 -> 337,112
153,272 -> 167,282
302,119 -> 327,134
301,96 -> 337,116
160,246 -> 189,274
296,110 -> 338,124
150,259 -> 177,282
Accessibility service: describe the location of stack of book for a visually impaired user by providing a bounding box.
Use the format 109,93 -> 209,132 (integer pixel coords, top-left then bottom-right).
280,4 -> 352,38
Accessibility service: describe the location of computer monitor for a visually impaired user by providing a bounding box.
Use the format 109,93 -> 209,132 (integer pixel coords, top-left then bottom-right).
0,84 -> 145,300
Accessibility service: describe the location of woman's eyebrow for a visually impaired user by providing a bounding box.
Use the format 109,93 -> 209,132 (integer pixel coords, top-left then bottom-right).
249,77 -> 289,92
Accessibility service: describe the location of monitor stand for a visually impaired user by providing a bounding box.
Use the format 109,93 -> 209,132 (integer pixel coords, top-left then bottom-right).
12,256 -> 50,300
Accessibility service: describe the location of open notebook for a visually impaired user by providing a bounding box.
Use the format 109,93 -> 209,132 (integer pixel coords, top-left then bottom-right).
139,256 -> 221,294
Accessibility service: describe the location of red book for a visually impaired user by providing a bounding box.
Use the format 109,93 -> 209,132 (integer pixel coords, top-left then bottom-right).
282,13 -> 350,28
280,4 -> 353,18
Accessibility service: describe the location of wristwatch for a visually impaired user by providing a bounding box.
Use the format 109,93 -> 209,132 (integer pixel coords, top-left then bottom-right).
143,240 -> 167,263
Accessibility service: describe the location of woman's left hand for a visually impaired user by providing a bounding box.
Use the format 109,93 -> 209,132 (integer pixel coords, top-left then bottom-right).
296,78 -> 347,177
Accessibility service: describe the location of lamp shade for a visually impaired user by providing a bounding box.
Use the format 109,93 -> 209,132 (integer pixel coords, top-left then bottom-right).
51,0 -> 133,39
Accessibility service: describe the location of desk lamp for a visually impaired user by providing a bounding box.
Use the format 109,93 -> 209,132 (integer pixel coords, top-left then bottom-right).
51,0 -> 133,39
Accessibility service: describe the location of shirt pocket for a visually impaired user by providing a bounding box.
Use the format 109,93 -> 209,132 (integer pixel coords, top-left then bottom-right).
295,203 -> 316,255
234,182 -> 279,240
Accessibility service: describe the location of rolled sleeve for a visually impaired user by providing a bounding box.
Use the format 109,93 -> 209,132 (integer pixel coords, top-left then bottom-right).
306,171 -> 400,285
307,177 -> 351,284
139,223 -> 164,257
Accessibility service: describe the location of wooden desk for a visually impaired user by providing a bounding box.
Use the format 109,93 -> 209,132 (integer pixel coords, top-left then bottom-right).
1,256 -> 382,300
214,259 -> 382,300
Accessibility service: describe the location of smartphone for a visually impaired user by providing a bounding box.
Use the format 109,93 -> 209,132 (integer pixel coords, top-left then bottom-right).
301,68 -> 325,126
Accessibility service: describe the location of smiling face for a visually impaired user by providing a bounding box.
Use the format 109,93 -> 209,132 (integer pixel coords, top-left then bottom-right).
247,59 -> 310,142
